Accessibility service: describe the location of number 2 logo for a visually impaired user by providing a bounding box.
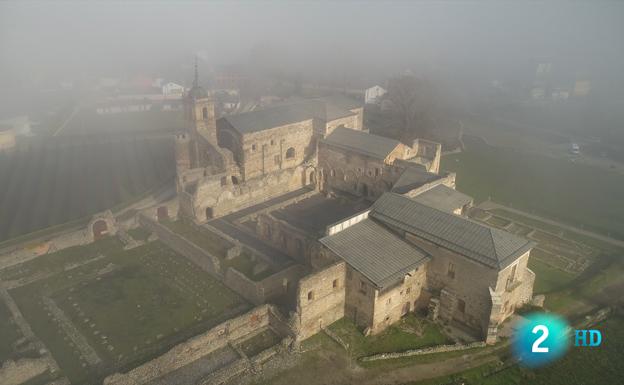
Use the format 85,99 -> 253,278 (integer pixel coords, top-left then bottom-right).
532,324 -> 549,353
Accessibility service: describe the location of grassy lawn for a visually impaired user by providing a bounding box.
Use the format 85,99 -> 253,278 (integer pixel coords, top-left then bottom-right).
0,300 -> 22,363
238,328 -> 281,357
7,238 -> 249,384
328,315 -> 452,358
528,258 -> 576,294
413,315 -> 624,385
163,220 -> 274,280
127,226 -> 151,242
162,220 -> 231,258
442,138 -> 624,239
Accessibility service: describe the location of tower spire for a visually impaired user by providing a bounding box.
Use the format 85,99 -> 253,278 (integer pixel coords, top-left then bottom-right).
193,55 -> 199,88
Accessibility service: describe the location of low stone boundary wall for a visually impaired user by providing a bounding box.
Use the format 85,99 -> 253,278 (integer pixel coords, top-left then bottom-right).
359,341 -> 486,362
139,215 -> 222,277
322,328 -> 349,351
104,305 -> 288,385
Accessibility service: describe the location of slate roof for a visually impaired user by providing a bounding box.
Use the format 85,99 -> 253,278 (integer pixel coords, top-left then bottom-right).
320,219 -> 429,288
411,185 -> 473,213
391,165 -> 441,193
370,193 -> 535,270
222,101 -> 318,134
323,127 -> 401,160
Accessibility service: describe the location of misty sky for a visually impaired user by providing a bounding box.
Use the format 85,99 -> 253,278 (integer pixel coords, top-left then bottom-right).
1,1 -> 623,89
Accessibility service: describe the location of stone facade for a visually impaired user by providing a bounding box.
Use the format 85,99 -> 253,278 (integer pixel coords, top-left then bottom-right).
294,262 -> 346,340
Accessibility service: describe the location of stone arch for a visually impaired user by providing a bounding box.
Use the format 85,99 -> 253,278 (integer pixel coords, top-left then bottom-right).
87,211 -> 116,242
92,220 -> 108,240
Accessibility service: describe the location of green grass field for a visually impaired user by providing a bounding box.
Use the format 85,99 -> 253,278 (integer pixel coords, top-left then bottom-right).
328,315 -> 452,359
163,220 -> 275,280
442,137 -> 624,239
7,239 -> 250,384
0,136 -> 175,242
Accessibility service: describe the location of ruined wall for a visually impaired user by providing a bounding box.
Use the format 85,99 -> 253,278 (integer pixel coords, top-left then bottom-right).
370,265 -> 428,334
191,164 -> 313,222
404,233 -> 499,336
318,144 -> 396,199
239,120 -> 315,181
350,107 -> 364,130
138,215 -> 221,277
493,251 -> 534,321
104,305 -> 285,385
223,264 -> 308,308
325,114 -> 359,136
343,265 -> 376,331
256,214 -> 316,265
295,262 -> 346,340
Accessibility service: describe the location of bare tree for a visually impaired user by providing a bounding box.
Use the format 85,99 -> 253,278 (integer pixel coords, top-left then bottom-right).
385,75 -> 436,141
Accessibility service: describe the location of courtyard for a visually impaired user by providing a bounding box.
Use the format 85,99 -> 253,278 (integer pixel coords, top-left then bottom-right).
2,237 -> 250,384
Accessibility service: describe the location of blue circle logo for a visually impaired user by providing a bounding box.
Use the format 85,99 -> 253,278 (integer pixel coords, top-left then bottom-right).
512,312 -> 570,368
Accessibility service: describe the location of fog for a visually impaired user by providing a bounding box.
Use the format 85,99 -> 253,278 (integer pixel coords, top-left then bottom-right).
1,1 -> 623,93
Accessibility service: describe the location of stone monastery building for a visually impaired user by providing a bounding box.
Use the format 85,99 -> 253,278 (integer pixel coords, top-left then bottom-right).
174,71 -> 536,344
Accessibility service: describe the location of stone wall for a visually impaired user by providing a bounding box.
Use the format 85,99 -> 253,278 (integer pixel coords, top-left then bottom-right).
103,305 -> 287,385
138,215 -> 221,277
236,120 -> 316,181
370,265 -> 428,334
325,114 -> 359,136
360,341 -> 486,362
404,233 -> 499,336
223,264 -> 306,308
294,262 -> 347,341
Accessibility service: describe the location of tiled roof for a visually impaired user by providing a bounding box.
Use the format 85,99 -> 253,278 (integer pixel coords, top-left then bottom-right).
391,165 -> 441,193
370,193 -> 535,270
320,218 -> 429,288
322,127 -> 401,160
222,99 -> 357,134
411,185 -> 473,213
222,101 -> 319,134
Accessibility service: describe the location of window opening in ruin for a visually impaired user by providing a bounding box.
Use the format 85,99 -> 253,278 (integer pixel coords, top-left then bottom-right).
458,299 -> 466,314
447,262 -> 456,279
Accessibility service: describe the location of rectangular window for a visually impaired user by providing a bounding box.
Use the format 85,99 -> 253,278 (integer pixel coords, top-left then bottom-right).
307,291 -> 314,301
359,280 -> 367,295
448,262 -> 456,279
457,299 -> 466,314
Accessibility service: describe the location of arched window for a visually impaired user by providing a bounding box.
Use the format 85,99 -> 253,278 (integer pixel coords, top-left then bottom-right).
202,107 -> 208,120
285,147 -> 295,159
231,176 -> 239,185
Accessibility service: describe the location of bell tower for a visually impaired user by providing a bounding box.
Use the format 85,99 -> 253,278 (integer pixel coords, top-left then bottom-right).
185,57 -> 217,143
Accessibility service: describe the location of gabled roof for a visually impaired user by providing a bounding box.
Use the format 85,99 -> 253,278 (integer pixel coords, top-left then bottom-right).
370,193 -> 535,270
391,165 -> 441,193
222,101 -> 319,134
411,185 -> 473,213
322,127 -> 401,160
320,219 -> 429,288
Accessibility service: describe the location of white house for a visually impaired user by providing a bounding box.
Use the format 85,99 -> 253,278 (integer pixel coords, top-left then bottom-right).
365,85 -> 387,104
162,82 -> 185,99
